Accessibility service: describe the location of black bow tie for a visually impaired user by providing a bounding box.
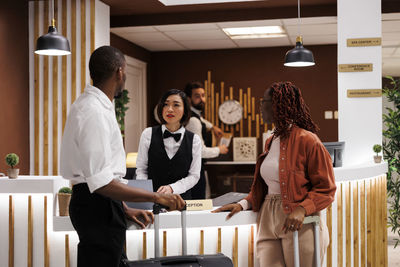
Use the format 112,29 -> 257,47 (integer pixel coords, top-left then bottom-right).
163,131 -> 181,142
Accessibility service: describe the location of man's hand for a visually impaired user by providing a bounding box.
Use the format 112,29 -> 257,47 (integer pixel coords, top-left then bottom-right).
154,193 -> 185,211
123,204 -> 154,229
282,206 -> 306,234
218,144 -> 228,154
212,126 -> 224,138
212,203 -> 243,220
157,185 -> 173,194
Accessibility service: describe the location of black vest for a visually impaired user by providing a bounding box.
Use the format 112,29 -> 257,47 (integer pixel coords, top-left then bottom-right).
191,112 -> 212,147
148,125 -> 194,200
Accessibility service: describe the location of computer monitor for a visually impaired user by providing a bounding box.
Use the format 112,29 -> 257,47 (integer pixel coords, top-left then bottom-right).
322,142 -> 345,167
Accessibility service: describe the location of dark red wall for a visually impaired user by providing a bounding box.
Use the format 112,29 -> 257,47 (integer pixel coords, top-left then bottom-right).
149,45 -> 338,142
0,1 -> 30,174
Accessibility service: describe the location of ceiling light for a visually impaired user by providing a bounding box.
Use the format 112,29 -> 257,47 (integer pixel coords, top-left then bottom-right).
159,0 -> 262,6
284,0 -> 315,67
223,26 -> 286,39
35,0 -> 71,56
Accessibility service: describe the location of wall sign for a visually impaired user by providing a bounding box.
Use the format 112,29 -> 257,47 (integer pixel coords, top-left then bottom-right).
338,64 -> 373,72
347,38 -> 381,47
347,89 -> 382,98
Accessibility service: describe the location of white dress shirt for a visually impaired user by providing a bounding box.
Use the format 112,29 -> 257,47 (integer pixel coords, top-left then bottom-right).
60,85 -> 127,193
238,137 -> 280,210
136,125 -> 202,194
185,107 -> 220,158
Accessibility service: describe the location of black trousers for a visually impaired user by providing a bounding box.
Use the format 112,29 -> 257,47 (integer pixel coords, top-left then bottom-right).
69,183 -> 127,267
190,163 -> 206,199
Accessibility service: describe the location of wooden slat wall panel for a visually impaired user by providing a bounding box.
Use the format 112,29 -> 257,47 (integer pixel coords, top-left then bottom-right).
32,0 -> 96,175
360,180 -> 366,267
353,182 -> 359,267
345,182 -> 351,266
80,0 -> 86,93
327,204 -> 332,267
28,196 -> 33,267
142,232 -> 147,260
384,177 -> 388,267
337,183 -> 343,267
65,234 -> 70,267
43,1 -> 49,175
8,195 -> 14,267
44,196 -> 49,267
34,1 -> 39,175
366,179 -> 372,267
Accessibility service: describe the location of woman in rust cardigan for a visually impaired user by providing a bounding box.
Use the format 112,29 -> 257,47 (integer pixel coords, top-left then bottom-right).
213,81 -> 336,266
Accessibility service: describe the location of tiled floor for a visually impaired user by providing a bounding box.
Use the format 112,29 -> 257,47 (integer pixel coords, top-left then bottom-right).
388,229 -> 400,266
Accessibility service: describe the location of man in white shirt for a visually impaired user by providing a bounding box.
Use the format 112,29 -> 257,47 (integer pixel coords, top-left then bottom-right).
184,82 -> 229,199
60,46 -> 185,267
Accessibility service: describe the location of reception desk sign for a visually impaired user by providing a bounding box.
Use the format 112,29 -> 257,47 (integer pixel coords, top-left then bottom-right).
186,199 -> 213,211
347,89 -> 382,98
338,63 -> 373,72
347,37 -> 381,47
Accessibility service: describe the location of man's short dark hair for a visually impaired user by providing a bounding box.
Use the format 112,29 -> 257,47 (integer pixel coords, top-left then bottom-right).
89,46 -> 125,85
184,81 -> 204,98
157,89 -> 191,126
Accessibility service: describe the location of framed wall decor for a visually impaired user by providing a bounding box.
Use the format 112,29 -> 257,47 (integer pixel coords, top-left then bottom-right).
233,137 -> 257,161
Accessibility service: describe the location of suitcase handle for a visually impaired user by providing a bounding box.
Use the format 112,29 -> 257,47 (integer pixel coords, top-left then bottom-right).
293,216 -> 321,267
159,256 -> 198,265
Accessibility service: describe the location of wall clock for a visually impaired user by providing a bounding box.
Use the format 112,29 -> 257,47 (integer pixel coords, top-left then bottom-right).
218,100 -> 243,125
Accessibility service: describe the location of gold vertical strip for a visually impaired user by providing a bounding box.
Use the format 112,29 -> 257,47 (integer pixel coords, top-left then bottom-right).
28,196 -> 33,267
337,183 -> 343,267
44,196 -> 49,267
8,195 -> 14,267
248,117 -> 251,137
248,226 -> 254,267
215,93 -> 219,126
251,97 -> 255,121
366,179 -> 372,267
142,232 -> 147,259
353,182 -> 359,267
373,178 -> 378,267
61,0 -> 67,131
34,1 -> 40,175
207,72 -> 211,122
372,179 -> 376,266
379,176 -> 384,267
224,96 -> 229,132
327,204 -> 332,267
345,182 -> 351,266
256,114 -> 260,138
383,176 -> 388,267
211,83 -> 215,125
200,230 -> 204,255
217,228 -> 221,253
163,231 -> 167,257
52,0 -> 59,174
204,80 -> 208,121
43,0 -> 49,176
360,180 -> 366,267
229,86 -> 233,100
240,120 -> 243,137
81,0 -> 86,93
65,234 -> 70,267
264,123 -> 267,133
232,227 -> 238,267
247,88 -> 251,113
71,0 -> 77,102
90,0 -> 95,53
239,89 -> 243,136
221,82 -> 224,103
243,93 -> 247,119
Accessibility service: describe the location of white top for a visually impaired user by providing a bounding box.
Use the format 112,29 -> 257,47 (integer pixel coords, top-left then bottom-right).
238,137 -> 280,210
60,85 -> 127,193
135,125 -> 202,194
185,107 -> 220,158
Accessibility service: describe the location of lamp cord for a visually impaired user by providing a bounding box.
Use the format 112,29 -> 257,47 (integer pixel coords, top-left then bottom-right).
51,0 -> 55,27
297,0 -> 301,37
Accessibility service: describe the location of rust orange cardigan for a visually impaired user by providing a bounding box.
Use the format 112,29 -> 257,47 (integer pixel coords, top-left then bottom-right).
245,126 -> 336,216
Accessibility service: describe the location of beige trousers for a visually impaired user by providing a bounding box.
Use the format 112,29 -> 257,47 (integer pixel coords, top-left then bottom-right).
256,195 -> 329,267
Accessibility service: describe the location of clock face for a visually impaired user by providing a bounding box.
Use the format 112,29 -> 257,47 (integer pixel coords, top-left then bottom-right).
218,100 -> 243,125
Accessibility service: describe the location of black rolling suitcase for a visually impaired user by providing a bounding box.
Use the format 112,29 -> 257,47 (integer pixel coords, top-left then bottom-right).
123,204 -> 233,267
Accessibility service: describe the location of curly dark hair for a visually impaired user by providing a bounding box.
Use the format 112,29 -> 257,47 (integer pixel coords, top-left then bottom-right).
269,81 -> 319,138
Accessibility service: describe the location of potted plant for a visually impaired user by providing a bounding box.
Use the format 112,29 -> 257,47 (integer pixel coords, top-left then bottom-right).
58,187 -> 72,216
373,144 -> 382,163
5,153 -> 19,179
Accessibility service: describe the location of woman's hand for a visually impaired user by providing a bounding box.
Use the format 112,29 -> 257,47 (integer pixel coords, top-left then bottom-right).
282,206 -> 306,234
124,206 -> 154,229
212,203 -> 243,220
157,185 -> 173,194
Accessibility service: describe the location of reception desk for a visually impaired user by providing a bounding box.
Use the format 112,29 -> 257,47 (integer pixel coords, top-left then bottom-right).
0,161 -> 388,267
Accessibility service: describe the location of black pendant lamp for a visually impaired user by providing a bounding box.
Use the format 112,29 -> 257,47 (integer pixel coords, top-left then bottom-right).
35,0 -> 70,56
284,0 -> 315,67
